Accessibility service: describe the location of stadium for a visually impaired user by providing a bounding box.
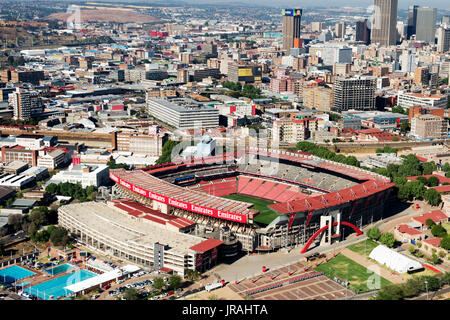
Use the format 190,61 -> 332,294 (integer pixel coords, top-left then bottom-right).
109,147 -> 395,256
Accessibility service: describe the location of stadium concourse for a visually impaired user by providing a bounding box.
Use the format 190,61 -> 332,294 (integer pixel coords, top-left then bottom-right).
109,147 -> 395,256
228,260 -> 353,300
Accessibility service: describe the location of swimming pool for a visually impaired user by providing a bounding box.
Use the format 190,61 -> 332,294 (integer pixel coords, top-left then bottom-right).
45,264 -> 77,275
25,269 -> 97,300
0,265 -> 35,284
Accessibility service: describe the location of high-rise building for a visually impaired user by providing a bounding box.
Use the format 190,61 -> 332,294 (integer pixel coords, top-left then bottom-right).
371,0 -> 398,47
311,22 -> 326,32
332,76 -> 376,112
416,7 -> 437,44
407,5 -> 418,39
356,19 -> 371,44
437,26 -> 450,53
9,88 -> 31,121
282,9 -> 303,52
335,21 -> 346,39
414,67 -> 430,86
442,16 -> 450,26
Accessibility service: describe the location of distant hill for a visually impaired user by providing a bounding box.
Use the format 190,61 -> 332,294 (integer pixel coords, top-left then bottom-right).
46,9 -> 161,24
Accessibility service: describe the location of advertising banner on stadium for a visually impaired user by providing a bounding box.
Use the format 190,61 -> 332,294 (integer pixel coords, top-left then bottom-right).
111,172 -> 248,224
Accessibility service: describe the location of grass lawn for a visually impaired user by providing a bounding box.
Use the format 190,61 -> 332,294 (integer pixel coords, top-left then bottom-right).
442,222 -> 450,233
347,239 -> 379,258
314,254 -> 392,293
222,194 -> 281,225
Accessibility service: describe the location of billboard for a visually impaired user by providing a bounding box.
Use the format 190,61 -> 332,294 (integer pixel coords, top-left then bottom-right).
282,9 -> 303,16
238,68 -> 253,77
111,172 -> 248,224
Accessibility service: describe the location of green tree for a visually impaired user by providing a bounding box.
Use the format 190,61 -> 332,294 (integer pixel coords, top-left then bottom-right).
168,274 -> 182,290
45,183 -> 59,194
49,227 -> 69,246
408,245 -> 416,254
152,277 -> 165,291
380,232 -> 395,248
376,284 -> 404,300
156,140 -> 180,165
367,227 -> 381,241
425,219 -> 436,229
431,224 -> 447,238
443,163 -> 450,172
400,121 -> 410,133
426,176 -> 439,187
423,189 -> 442,206
441,236 -> 450,250
124,287 -> 139,300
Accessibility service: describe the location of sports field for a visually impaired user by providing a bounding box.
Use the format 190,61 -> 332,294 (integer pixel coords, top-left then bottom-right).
347,239 -> 379,258
222,194 -> 281,225
314,254 -> 392,293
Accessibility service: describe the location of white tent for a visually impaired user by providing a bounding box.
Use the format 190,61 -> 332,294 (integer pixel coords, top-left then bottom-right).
369,245 -> 423,274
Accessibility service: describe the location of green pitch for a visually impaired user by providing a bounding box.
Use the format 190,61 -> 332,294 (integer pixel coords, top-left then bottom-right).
314,254 -> 392,293
222,194 -> 281,225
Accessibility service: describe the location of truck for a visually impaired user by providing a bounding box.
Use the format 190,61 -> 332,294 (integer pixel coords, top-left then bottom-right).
205,281 -> 225,292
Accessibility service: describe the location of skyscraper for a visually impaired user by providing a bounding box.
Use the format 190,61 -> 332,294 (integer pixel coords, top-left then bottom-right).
407,5 -> 418,40
371,0 -> 398,47
282,9 -> 303,52
416,7 -> 437,44
332,76 -> 376,112
356,19 -> 371,44
9,88 -> 31,121
335,21 -> 346,39
437,26 -> 450,53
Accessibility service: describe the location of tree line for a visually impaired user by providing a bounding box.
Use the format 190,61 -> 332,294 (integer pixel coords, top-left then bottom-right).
45,182 -> 97,202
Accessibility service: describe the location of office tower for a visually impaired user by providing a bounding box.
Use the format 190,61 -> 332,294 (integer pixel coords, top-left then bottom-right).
416,7 -> 437,44
400,52 -> 416,73
311,22 -> 326,32
356,19 -> 371,44
9,88 -> 31,121
397,21 -> 406,42
407,5 -> 418,39
414,67 -> 430,85
371,0 -> 398,47
437,26 -> 450,53
282,9 -> 303,52
335,21 -> 346,39
332,76 -> 376,112
442,16 -> 450,26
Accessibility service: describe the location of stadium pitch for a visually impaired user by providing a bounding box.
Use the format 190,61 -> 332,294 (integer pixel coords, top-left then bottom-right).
222,194 -> 281,225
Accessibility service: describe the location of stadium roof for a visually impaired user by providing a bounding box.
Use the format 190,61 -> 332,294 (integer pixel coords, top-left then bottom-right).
270,179 -> 392,214
369,245 -> 423,274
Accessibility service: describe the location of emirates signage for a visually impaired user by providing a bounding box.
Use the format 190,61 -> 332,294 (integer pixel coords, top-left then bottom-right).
111,172 -> 248,224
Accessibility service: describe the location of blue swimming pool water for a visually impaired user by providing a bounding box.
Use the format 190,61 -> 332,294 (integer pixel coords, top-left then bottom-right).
45,263 -> 76,275
0,265 -> 35,284
25,269 -> 97,300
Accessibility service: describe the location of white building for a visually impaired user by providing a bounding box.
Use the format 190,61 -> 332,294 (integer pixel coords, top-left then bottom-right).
369,245 -> 423,274
397,92 -> 448,109
47,164 -> 109,188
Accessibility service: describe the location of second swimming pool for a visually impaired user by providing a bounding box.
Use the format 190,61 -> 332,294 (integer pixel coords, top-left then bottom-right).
45,263 -> 77,275
25,269 -> 97,300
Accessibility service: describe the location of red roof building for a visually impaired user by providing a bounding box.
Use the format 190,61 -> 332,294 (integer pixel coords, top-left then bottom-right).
423,238 -> 441,247
413,210 -> 449,227
189,238 -> 224,253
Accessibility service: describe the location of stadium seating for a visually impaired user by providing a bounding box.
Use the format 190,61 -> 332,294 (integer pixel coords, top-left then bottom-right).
252,180 -> 277,198
263,183 -> 290,201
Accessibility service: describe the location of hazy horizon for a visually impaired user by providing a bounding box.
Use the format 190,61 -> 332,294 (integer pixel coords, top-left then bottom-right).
182,0 -> 450,10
